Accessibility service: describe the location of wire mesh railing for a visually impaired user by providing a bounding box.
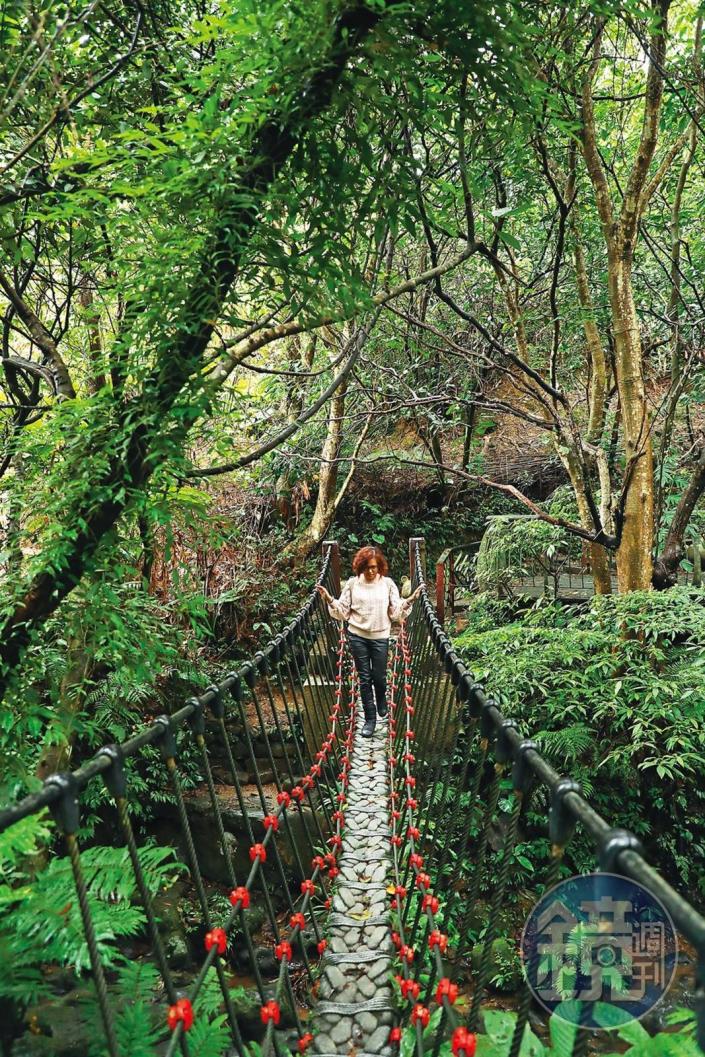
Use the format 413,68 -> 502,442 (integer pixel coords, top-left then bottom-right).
0,544 -> 352,1057
404,536 -> 705,1057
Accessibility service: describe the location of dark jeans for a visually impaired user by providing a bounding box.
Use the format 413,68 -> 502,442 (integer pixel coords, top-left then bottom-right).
348,632 -> 389,721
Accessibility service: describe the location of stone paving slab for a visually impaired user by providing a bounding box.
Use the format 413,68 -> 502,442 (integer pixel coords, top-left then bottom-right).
312,710 -> 395,1057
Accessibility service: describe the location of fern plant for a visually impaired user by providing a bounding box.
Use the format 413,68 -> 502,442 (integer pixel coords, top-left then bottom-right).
81,964 -> 234,1057
0,824 -> 182,1014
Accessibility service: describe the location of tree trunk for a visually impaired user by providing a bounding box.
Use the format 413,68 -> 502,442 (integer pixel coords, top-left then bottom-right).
275,334 -> 316,526
461,400 -> 477,473
609,260 -> 654,591
79,278 -> 107,394
653,444 -> 705,587
572,222 -> 608,445
579,7 -> 670,592
288,379 -> 348,560
559,446 -> 612,595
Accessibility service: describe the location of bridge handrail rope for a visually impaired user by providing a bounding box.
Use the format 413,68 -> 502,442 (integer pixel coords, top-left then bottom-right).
406,536 -> 705,1057
0,543 -> 354,1057
4,537 -> 705,1057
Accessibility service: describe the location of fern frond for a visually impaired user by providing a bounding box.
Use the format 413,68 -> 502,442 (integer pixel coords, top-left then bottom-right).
537,724 -> 593,762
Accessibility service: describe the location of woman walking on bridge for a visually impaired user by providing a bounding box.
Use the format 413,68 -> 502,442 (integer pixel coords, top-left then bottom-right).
317,546 -> 421,738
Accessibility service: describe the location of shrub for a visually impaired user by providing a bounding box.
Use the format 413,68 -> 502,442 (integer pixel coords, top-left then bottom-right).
453,589 -> 705,896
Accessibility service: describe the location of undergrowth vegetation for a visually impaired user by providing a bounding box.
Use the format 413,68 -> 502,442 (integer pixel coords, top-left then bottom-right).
453,589 -> 705,896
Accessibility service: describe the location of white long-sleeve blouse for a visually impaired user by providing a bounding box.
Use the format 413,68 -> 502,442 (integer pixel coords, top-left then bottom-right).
327,574 -> 413,640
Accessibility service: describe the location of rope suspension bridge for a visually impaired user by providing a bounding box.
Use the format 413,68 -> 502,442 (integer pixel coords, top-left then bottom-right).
2,538 -> 705,1057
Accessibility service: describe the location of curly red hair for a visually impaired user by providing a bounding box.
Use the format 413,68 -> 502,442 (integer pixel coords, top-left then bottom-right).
352,546 -> 388,577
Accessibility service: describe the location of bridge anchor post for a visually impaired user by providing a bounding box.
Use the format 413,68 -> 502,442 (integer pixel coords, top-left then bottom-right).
409,536 -> 426,586
323,540 -> 341,595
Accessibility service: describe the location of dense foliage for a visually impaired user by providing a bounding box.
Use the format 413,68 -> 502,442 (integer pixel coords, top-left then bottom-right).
454,588 -> 705,894
3,0 -> 705,1053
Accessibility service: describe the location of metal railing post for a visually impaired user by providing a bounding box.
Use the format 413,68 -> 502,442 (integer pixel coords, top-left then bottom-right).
436,554 -> 446,627
410,536 -> 426,584
322,539 -> 341,595
448,550 -> 456,615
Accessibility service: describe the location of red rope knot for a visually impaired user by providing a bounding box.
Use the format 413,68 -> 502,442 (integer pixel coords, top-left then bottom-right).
407,826 -> 420,841
331,809 -> 345,823
262,814 -> 279,832
436,978 -> 458,1005
277,790 -> 291,808
336,792 -> 346,803
311,854 -> 326,871
428,930 -> 448,953
399,945 -> 415,964
406,798 -> 418,810
291,785 -> 305,802
309,764 -> 322,778
328,834 -> 343,849
301,775 -> 314,790
405,730 -> 415,741
275,941 -> 292,962
403,752 -> 415,764
324,851 -> 337,867
167,997 -> 194,1032
409,852 -> 424,868
394,884 -> 407,900
405,776 -> 416,789
452,1028 -> 477,1057
289,911 -> 306,932
422,894 -> 440,914
400,978 -> 420,1000
317,939 -> 327,955
389,1027 -> 402,1044
411,1005 -> 430,1028
415,872 -> 431,890
249,843 -> 267,863
298,1033 -> 314,1052
229,886 -> 250,909
301,879 -> 316,897
260,1001 -> 281,1026
392,809 -> 402,820
204,928 -> 227,955
328,865 -> 339,879
390,835 -> 402,846
391,931 -> 402,948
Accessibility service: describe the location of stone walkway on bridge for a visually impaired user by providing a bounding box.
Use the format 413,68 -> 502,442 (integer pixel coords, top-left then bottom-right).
312,710 -> 395,1057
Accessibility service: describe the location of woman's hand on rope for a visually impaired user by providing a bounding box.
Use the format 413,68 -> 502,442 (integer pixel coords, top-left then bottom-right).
316,584 -> 333,604
402,586 -> 423,609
